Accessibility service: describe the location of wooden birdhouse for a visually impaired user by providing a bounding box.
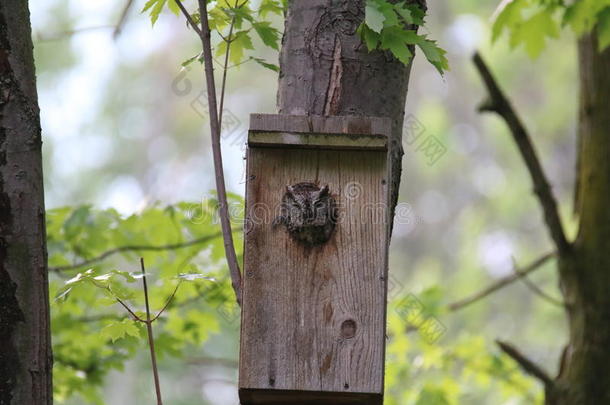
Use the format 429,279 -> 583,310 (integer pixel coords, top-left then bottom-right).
239,114 -> 392,405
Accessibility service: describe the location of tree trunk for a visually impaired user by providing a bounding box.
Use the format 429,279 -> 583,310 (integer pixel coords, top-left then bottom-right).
277,0 -> 419,211
552,31 -> 610,405
0,1 -> 53,404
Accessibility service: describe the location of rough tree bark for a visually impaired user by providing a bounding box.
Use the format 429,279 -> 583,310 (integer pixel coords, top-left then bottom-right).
277,0 -> 421,211
552,31 -> 610,405
0,1 -> 53,404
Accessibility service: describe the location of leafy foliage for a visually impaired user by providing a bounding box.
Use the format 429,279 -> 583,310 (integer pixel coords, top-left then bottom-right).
493,0 -> 610,57
385,297 -> 544,405
49,198 -> 244,403
360,0 -> 449,74
44,1 -> 565,404
142,0 -> 169,25
145,0 -> 447,74
142,0 -> 283,71
48,200 -> 544,404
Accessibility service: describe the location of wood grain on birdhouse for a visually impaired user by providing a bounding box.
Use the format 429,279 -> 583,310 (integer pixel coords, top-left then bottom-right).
239,114 -> 392,405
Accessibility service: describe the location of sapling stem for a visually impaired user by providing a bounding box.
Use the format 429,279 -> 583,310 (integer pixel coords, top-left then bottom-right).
140,257 -> 163,405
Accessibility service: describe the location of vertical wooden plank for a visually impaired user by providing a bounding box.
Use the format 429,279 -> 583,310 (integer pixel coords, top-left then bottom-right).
239,146 -> 389,403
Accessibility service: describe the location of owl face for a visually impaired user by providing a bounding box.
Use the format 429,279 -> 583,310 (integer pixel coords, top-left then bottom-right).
278,182 -> 336,246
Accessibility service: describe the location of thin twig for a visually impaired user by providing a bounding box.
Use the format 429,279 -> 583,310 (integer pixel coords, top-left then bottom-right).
80,282 -> 200,324
36,25 -> 115,42
141,258 -> 163,405
512,259 -> 565,307
473,52 -> 570,254
448,252 -> 555,312
496,340 -> 555,389
50,232 -> 223,272
90,278 -> 145,321
174,0 -> 204,37
115,295 -> 145,322
151,281 -> 182,322
218,0 -> 240,132
217,31 -> 231,43
113,0 -> 135,39
174,0 -> 243,307
195,0 -> 243,305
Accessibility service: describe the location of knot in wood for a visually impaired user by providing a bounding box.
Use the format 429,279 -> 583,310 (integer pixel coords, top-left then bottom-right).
341,319 -> 357,339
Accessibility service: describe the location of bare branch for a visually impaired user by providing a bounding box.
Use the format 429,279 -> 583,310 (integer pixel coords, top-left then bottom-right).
174,0 -> 244,306
195,0 -> 243,305
174,0 -> 204,38
173,0 -> 243,305
448,252 -> 555,312
115,295 -> 145,322
151,281 -> 183,322
50,232 -> 223,273
113,0 -> 135,39
496,340 -> 555,389
473,52 -> 570,254
140,258 -> 164,405
513,259 -> 565,307
218,0 -> 240,132
36,25 -> 114,42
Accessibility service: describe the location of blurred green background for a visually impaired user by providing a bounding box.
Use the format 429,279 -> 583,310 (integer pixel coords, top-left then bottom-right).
33,0 -> 578,403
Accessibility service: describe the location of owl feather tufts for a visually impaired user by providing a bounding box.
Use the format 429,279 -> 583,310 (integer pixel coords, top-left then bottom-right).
274,182 -> 337,246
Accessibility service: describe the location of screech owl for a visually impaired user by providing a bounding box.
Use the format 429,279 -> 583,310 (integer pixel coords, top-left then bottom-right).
273,182 -> 337,246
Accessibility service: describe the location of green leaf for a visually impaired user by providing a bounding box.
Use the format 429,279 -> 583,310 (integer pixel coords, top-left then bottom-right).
65,269 -> 95,286
216,32 -> 250,64
63,205 -> 92,241
108,269 -> 138,283
563,0 -> 610,35
177,273 -> 216,282
251,57 -> 280,72
252,21 -> 281,50
55,286 -> 73,302
142,0 -> 159,13
415,385 -> 450,405
365,1 -> 386,33
492,0 -> 610,56
417,38 -> 449,75
143,0 -> 167,26
358,24 -> 381,51
598,7 -> 610,51
181,52 -> 204,67
511,10 -> 559,59
399,30 -> 424,45
259,0 -> 284,17
231,5 -> 256,29
394,2 -> 421,25
380,26 -> 413,65
395,2 -> 425,25
101,320 -> 140,342
208,7 -> 229,31
47,202 -> 242,404
378,0 -> 399,28
492,0 -> 528,43
167,0 -> 180,16
363,1 -> 446,70
228,30 -> 255,64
